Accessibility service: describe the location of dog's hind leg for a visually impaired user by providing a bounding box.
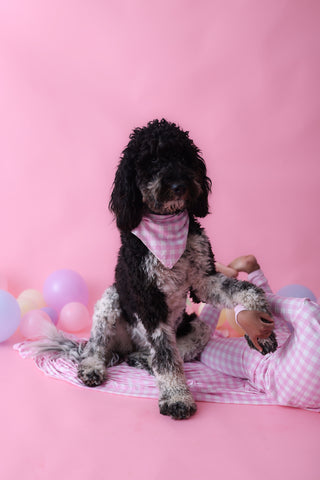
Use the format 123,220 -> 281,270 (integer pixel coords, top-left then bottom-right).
176,313 -> 212,362
126,313 -> 211,372
126,348 -> 154,374
77,285 -> 123,387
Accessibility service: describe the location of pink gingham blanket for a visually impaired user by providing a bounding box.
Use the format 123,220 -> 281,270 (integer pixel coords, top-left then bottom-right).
14,270 -> 320,411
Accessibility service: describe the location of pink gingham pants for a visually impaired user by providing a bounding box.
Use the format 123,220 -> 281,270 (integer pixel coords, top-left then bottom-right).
200,269 -> 320,410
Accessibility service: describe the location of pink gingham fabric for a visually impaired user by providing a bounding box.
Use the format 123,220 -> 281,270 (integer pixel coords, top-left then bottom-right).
200,269 -> 320,411
132,211 -> 189,268
234,304 -> 247,326
14,269 -> 320,411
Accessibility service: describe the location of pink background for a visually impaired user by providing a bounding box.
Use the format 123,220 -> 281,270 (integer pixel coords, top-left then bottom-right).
0,2 -> 320,479
1,0 -> 319,305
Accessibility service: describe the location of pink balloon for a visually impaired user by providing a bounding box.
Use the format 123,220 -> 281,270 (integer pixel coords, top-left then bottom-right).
20,310 -> 52,339
58,302 -> 91,332
43,269 -> 89,312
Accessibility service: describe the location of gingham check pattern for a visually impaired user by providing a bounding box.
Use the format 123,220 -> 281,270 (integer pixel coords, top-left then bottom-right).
132,211 -> 189,268
14,269 -> 320,411
200,270 -> 320,411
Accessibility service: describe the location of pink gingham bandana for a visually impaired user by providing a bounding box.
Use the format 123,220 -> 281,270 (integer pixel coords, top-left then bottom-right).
132,211 -> 189,268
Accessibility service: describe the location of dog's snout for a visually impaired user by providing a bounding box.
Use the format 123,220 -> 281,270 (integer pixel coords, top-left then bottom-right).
171,182 -> 186,197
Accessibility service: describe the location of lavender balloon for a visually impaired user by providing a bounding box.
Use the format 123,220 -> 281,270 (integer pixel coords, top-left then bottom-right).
0,290 -> 21,342
277,284 -> 317,302
43,269 -> 89,312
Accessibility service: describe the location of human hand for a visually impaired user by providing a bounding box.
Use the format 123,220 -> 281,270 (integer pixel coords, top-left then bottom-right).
228,255 -> 260,274
215,262 -> 238,278
237,310 -> 274,353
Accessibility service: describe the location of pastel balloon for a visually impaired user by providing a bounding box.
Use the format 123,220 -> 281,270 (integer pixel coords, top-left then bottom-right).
0,275 -> 8,291
225,308 -> 244,337
41,307 -> 59,325
18,289 -> 46,307
18,289 -> 46,315
277,284 -> 317,302
58,302 -> 91,332
43,269 -> 89,312
217,309 -> 227,328
195,302 -> 205,316
0,290 -> 21,342
20,310 -> 52,339
216,310 -> 230,337
17,297 -> 39,316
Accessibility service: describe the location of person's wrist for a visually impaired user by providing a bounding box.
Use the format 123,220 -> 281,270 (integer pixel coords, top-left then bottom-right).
234,304 -> 247,327
244,256 -> 260,274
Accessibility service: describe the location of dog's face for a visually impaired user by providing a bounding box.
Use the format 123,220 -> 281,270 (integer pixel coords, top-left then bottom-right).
135,130 -> 205,216
110,119 -> 212,231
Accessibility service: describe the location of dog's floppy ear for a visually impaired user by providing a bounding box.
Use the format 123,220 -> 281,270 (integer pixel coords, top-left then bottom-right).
109,148 -> 144,232
190,156 -> 212,218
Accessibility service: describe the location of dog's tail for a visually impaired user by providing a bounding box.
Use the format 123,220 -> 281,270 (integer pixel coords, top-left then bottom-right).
18,322 -> 86,363
17,322 -> 121,366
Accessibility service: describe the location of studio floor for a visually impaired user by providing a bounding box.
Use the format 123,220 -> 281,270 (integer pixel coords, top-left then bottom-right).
1,331 -> 319,480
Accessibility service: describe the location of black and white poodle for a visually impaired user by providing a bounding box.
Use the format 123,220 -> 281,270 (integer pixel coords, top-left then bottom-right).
35,119 -> 277,420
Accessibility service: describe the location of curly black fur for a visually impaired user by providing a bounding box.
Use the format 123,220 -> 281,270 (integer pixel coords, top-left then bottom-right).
76,118 -> 277,420
109,119 -> 212,232
28,119 -> 277,419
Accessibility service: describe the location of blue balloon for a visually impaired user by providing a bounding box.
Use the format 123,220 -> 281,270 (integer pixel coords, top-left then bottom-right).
0,290 -> 21,342
277,284 -> 317,302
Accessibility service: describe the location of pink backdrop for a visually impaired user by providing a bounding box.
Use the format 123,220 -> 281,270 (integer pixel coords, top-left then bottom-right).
1,3 -> 320,480
1,0 -> 319,309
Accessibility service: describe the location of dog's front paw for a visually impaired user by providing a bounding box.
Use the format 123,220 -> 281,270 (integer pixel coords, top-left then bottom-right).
245,332 -> 278,355
159,394 -> 197,420
77,357 -> 106,387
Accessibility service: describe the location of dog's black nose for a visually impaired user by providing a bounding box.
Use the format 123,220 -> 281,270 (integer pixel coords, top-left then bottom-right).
171,183 -> 186,197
